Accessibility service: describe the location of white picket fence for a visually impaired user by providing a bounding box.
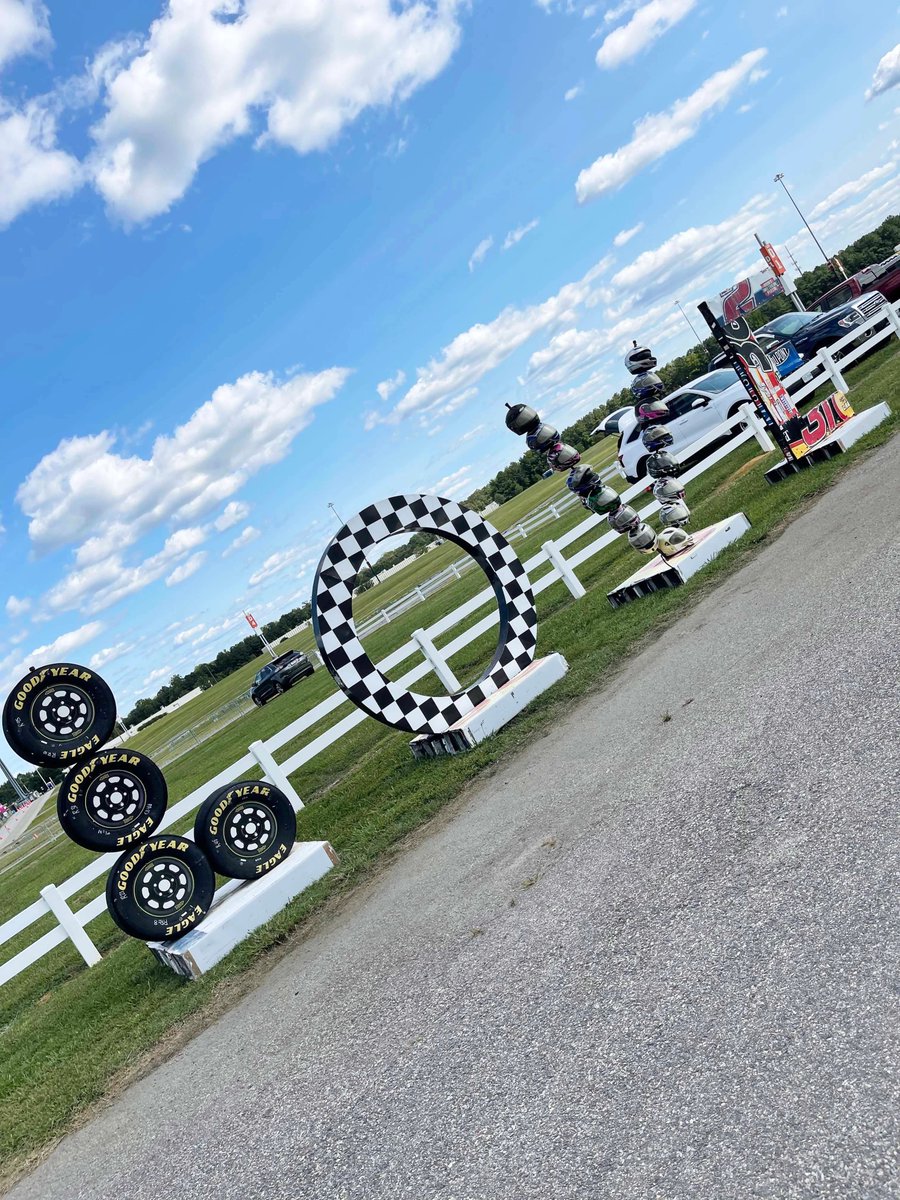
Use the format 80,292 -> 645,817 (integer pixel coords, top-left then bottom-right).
1,302 -> 897,989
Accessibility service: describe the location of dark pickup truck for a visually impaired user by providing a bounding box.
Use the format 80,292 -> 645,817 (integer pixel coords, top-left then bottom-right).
812,253 -> 900,311
250,650 -> 315,706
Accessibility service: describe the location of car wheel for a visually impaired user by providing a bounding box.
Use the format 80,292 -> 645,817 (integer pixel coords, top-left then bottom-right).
194,781 -> 297,880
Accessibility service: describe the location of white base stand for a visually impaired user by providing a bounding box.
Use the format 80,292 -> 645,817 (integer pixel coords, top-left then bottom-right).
765,402 -> 890,484
410,653 -> 569,759
147,840 -> 338,979
607,513 -> 751,609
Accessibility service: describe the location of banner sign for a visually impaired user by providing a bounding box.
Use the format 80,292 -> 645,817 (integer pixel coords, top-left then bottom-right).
786,391 -> 854,459
709,265 -> 786,323
759,241 -> 785,276
244,612 -> 258,630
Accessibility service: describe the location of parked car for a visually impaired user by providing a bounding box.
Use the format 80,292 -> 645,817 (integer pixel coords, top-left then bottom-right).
616,368 -> 751,483
590,405 -> 633,438
811,254 -> 900,311
250,650 -> 315,706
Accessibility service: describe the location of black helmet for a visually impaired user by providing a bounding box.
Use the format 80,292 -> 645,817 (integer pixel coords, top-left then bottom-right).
647,450 -> 680,479
624,345 -> 657,375
641,424 -> 674,451
547,443 -> 581,472
526,422 -> 560,453
630,372 -> 665,402
505,403 -> 541,436
567,464 -> 601,496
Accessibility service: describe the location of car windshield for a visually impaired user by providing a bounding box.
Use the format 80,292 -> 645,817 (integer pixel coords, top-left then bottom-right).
816,284 -> 854,311
255,667 -> 272,683
763,313 -> 815,336
694,369 -> 736,394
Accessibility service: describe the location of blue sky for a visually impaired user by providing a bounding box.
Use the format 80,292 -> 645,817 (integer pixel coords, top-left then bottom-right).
0,0 -> 898,762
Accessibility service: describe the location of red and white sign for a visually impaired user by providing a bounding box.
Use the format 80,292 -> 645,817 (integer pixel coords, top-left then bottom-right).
759,242 -> 785,276
244,612 -> 258,630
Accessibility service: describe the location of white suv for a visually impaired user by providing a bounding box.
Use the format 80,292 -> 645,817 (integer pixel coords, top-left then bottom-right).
616,369 -> 751,483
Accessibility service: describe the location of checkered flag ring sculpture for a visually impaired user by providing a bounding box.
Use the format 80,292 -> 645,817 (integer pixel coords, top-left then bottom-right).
311,494 -> 538,736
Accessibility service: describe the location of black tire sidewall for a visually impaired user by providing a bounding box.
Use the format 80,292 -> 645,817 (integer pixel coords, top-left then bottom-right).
57,750 -> 168,852
106,836 -> 214,942
3,664 -> 116,768
194,780 -> 296,879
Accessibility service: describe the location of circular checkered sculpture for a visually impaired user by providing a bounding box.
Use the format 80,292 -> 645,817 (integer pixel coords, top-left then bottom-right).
311,495 -> 537,735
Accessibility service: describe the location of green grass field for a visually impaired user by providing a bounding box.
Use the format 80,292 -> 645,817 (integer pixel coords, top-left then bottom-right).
0,346 -> 896,1184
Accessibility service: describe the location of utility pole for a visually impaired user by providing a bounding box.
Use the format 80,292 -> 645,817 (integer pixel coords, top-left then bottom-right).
674,300 -> 706,354
774,173 -> 847,279
0,756 -> 30,808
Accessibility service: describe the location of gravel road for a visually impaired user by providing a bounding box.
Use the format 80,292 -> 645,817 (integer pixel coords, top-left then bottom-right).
9,443 -> 899,1200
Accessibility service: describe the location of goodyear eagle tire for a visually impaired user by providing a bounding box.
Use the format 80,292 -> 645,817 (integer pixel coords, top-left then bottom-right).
106,836 -> 215,942
193,780 -> 296,880
57,750 -> 168,853
3,663 -> 116,768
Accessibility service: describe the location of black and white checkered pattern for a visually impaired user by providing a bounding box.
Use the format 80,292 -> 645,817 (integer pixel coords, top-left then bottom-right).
311,495 -> 537,735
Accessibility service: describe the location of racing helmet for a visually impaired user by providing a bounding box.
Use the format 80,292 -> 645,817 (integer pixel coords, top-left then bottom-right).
624,345 -> 658,376
647,450 -> 680,479
627,522 -> 658,554
567,464 -> 601,496
630,371 -> 665,402
505,403 -> 541,436
641,424 -> 674,451
584,484 -> 622,515
547,443 -> 581,472
659,499 -> 691,527
526,423 -> 560,453
657,526 -> 694,559
652,476 -> 684,503
607,504 -> 640,534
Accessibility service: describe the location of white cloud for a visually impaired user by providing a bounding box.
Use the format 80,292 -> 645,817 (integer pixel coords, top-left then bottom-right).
776,6 -> 788,16
459,423 -> 487,443
214,499 -> 249,532
165,550 -> 207,586
866,43 -> 900,100
613,221 -> 643,246
576,48 -> 767,201
19,366 -> 348,559
427,465 -> 473,498
174,623 -> 206,646
143,663 -> 171,687
503,218 -> 539,251
787,171 -> 900,265
222,525 -> 261,557
5,595 -> 31,618
90,641 -> 134,669
370,252 -> 613,426
595,0 -> 697,69
29,621 -> 105,665
809,162 -> 896,219
602,0 -> 642,21
248,546 -> 305,587
0,100 -> 83,228
376,368 -> 406,401
468,235 -> 493,272
89,0 -> 463,222
0,0 -> 49,68
564,84 -> 583,101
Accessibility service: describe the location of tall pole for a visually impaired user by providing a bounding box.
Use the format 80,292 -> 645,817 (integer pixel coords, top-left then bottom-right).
674,300 -> 706,353
0,756 -> 30,806
774,173 -> 846,279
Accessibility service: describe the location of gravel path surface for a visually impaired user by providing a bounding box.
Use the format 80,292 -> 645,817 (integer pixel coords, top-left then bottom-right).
9,445 -> 899,1200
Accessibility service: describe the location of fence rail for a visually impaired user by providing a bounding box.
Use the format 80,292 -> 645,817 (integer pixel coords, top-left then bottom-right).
2,301 -> 897,989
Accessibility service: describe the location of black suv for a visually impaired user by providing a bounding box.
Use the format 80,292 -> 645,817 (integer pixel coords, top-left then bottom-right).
250,650 -> 314,706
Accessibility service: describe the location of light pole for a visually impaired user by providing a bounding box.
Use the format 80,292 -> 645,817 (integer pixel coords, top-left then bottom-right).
674,300 -> 706,354
773,173 -> 846,279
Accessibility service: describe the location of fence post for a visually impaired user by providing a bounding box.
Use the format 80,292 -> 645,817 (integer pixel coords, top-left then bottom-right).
248,741 -> 305,811
541,539 -> 586,599
411,628 -> 461,693
819,347 -> 849,393
883,301 -> 900,341
738,403 -> 776,453
414,587 -> 426,602
40,884 -> 102,968
450,562 -> 461,579
549,504 -> 560,519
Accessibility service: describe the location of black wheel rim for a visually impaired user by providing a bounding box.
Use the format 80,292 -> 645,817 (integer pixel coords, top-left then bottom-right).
31,685 -> 95,742
84,771 -> 147,830
223,801 -> 277,857
133,858 -> 195,916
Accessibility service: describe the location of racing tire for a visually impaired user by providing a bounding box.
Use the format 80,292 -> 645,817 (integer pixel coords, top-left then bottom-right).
106,836 -> 215,942
57,750 -> 168,852
193,780 -> 296,880
3,663 -> 117,768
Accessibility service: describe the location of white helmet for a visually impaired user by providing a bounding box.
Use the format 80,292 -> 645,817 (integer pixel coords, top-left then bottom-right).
657,526 -> 694,558
652,477 -> 684,503
659,499 -> 691,527
628,522 -> 658,554
607,504 -> 640,534
624,345 -> 658,376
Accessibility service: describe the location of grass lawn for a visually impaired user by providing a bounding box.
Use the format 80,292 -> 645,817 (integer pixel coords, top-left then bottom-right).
0,345 -> 896,1184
